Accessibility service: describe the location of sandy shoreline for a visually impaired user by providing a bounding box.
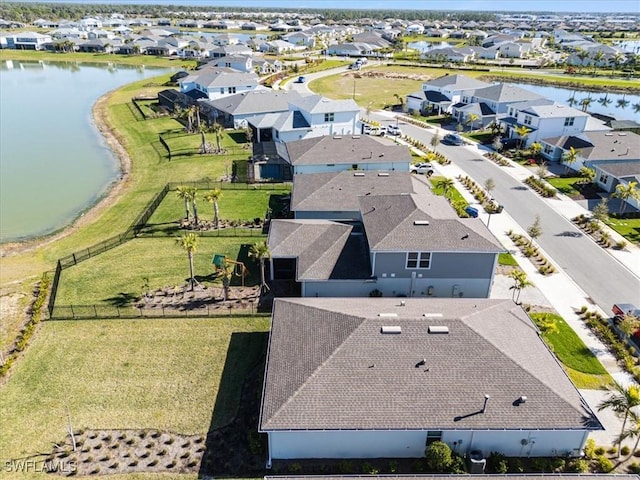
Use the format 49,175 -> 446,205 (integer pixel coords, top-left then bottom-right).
0,90 -> 131,258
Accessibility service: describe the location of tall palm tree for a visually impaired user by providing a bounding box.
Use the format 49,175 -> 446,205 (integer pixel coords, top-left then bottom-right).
567,92 -> 578,108
466,112 -> 480,131
579,96 -> 593,113
203,189 -> 222,228
633,102 -> 640,114
562,146 -> 580,175
176,185 -> 191,222
508,269 -> 533,304
598,93 -> 612,108
591,50 -> 604,74
612,52 -> 625,75
617,95 -> 630,110
436,178 -> 455,199
613,181 -> 640,214
576,49 -> 590,72
189,187 -> 199,226
619,410 -> 640,459
175,232 -> 198,291
249,241 -> 271,293
598,382 -> 640,457
514,125 -> 531,150
211,122 -> 223,153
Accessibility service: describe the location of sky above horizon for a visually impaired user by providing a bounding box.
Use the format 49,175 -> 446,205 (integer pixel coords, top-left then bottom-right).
14,0 -> 640,14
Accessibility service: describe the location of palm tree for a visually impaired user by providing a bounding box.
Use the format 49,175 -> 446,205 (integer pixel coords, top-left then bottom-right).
176,232 -> 198,291
567,92 -> 578,108
576,49 -> 590,72
619,410 -> 640,459
514,125 -> 531,150
211,122 -> 223,153
617,95 -> 630,110
249,241 -> 271,293
203,189 -> 222,228
633,102 -> 640,114
436,178 -> 455,199
598,382 -> 640,457
598,93 -> 612,108
219,259 -> 235,301
189,187 -> 199,226
562,146 -> 580,175
176,185 -> 192,222
466,112 -> 480,131
530,142 -> 542,160
508,269 -> 533,304
579,96 -> 593,113
591,50 -> 604,74
613,181 -> 640,214
612,52 -> 625,75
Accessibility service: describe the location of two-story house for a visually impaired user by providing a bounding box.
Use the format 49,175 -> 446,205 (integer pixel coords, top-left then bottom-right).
246,95 -> 360,143
5,31 -> 52,50
178,66 -> 261,101
406,74 -> 489,115
260,297 -> 601,462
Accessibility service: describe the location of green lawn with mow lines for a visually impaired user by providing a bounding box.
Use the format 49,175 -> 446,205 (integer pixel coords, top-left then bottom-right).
530,312 -> 612,389
0,317 -> 268,479
55,237 -> 264,306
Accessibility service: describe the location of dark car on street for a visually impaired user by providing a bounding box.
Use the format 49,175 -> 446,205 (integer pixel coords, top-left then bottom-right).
442,133 -> 465,146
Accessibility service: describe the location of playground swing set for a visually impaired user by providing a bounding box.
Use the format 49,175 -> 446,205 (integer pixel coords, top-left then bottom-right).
212,254 -> 249,287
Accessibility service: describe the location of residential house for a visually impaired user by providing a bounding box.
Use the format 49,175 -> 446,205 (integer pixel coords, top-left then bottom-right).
252,57 -> 283,75
209,43 -> 253,58
406,74 -> 490,115
4,31 -> 52,50
200,89 -> 301,129
87,29 -> 115,40
207,54 -> 253,72
259,39 -> 304,54
499,102 -> 591,147
405,23 -> 425,35
246,95 -> 360,143
421,47 -> 474,64
283,31 -> 315,48
260,297 -> 601,461
179,66 -> 261,101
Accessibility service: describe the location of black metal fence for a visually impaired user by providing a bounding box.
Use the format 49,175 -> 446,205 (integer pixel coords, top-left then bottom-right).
167,181 -> 288,191
49,304 -> 265,320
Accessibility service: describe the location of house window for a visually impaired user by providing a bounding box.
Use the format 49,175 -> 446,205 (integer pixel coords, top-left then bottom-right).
324,112 -> 335,122
220,87 -> 224,94
564,117 -> 575,126
523,115 -> 532,125
544,144 -> 553,155
229,86 -> 236,94
352,164 -> 358,170
599,173 -> 609,184
406,252 -> 431,269
426,431 -> 442,446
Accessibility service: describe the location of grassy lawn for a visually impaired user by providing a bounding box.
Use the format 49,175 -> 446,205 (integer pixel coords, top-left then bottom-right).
498,252 -> 518,266
161,128 -> 251,160
0,317 -> 269,479
530,312 -> 612,389
545,177 -> 583,196
605,216 -> 640,245
429,175 -> 468,205
55,237 -> 265,306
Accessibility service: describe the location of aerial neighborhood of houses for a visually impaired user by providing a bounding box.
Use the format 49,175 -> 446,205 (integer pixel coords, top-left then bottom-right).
3,6 -> 640,471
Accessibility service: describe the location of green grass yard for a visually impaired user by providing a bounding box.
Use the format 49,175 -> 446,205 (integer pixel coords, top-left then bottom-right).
545,176 -> 583,197
55,237 -> 265,306
0,317 -> 269,480
605,216 -> 640,245
530,312 -> 612,389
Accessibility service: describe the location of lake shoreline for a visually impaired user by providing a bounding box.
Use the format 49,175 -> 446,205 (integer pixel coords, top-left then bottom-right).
0,89 -> 131,258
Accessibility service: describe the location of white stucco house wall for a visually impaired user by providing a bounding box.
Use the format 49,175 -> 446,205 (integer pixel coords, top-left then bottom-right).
260,298 -> 602,463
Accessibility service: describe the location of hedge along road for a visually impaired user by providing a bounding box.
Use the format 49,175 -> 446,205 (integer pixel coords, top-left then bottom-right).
396,120 -> 640,315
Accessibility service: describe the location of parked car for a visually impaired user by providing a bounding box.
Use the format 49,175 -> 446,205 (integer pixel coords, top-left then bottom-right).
410,162 -> 434,175
442,133 -> 465,146
296,76 -> 306,83
612,303 -> 640,323
387,124 -> 402,136
363,124 -> 386,136
464,206 -> 479,218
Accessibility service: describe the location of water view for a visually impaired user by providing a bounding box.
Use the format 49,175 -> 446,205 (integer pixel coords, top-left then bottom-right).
504,82 -> 640,123
0,61 -> 170,242
407,41 -> 453,52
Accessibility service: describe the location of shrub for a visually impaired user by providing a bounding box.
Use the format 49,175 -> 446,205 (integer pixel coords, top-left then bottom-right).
450,454 -> 466,474
531,457 -> 549,472
628,463 -> 640,474
487,452 -> 508,474
338,461 -> 354,473
425,441 -> 452,472
607,446 -> 618,455
507,458 -> 524,473
596,456 -> 614,473
369,289 -> 383,297
566,458 -> 589,473
583,438 -> 597,459
594,446 -> 606,456
388,460 -> 398,473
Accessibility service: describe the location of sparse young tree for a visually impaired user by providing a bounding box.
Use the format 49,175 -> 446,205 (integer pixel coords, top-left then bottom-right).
176,232 -> 198,291
508,269 -> 533,304
176,185 -> 191,222
592,197 -> 609,225
249,241 -> 271,293
204,189 -> 222,229
430,132 -> 440,152
484,178 -> 495,198
527,215 -> 543,247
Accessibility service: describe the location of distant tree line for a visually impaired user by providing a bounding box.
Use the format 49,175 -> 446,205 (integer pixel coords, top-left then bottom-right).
0,2 -> 498,23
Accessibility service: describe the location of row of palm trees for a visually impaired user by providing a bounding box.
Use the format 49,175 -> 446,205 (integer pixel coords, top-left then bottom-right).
175,185 -> 222,228
566,92 -> 640,113
175,233 -> 270,297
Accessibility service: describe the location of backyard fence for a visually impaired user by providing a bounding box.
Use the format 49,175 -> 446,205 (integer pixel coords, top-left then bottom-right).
167,180 -> 288,191
49,303 -> 266,320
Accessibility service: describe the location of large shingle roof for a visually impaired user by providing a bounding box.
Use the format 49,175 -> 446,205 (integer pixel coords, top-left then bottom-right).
280,135 -> 413,166
260,298 -> 600,432
423,74 -> 490,90
359,194 -> 503,253
204,90 -> 301,116
581,131 -> 640,161
182,66 -> 258,88
289,95 -> 359,114
472,83 -> 544,103
291,171 -> 415,213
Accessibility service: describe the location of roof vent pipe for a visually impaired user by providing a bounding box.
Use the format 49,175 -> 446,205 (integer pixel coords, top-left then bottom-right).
482,394 -> 490,413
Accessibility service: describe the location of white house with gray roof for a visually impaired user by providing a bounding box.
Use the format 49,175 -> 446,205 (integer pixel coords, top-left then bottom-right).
178,66 -> 261,101
260,297 -> 601,462
247,95 -> 360,143
407,74 -> 490,115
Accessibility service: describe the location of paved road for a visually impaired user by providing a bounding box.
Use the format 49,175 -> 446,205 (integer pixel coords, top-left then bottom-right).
394,120 -> 640,314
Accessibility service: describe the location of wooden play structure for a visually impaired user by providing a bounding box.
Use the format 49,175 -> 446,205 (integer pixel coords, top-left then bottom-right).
212,254 -> 249,287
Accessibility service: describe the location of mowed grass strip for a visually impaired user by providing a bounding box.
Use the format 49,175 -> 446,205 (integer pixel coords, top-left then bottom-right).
0,317 -> 269,477
530,313 -> 612,388
55,237 -> 264,305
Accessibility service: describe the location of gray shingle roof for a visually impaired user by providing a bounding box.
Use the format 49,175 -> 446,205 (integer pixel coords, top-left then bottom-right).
472,83 -> 544,103
289,95 -> 359,114
183,66 -> 258,88
205,90 -> 301,116
359,194 -> 503,253
596,161 -> 640,178
291,171 -> 415,213
522,103 -> 586,118
260,298 -> 600,431
581,131 -> 640,161
423,74 -> 490,90
267,220 -> 356,280
281,135 -> 413,166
